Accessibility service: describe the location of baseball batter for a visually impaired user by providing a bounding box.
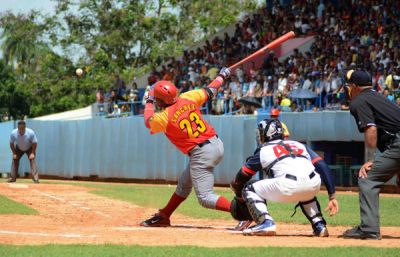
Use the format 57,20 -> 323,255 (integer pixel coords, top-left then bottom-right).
230,119 -> 339,236
140,67 -> 232,227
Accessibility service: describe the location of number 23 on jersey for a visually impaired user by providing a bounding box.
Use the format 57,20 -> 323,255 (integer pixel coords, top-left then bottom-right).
179,111 -> 206,138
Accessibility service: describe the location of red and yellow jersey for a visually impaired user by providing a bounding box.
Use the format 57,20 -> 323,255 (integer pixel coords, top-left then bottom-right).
147,89 -> 216,154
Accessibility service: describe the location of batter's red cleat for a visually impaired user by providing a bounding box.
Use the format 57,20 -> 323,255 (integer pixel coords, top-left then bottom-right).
140,211 -> 170,227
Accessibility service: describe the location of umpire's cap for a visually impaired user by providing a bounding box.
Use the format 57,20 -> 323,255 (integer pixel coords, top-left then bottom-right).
345,70 -> 372,86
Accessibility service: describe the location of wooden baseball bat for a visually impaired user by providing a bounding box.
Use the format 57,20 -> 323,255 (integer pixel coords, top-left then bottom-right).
229,31 -> 295,70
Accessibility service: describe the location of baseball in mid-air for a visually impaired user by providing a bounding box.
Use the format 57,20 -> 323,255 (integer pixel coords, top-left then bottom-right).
76,68 -> 83,76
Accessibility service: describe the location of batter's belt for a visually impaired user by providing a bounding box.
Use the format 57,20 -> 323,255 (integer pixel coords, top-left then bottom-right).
188,135 -> 218,156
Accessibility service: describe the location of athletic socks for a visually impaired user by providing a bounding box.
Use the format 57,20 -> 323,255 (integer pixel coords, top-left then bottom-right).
215,196 -> 231,212
161,193 -> 231,216
160,192 -> 186,217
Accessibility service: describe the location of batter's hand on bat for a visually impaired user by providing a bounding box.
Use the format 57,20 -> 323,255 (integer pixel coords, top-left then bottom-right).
145,85 -> 155,102
325,198 -> 339,216
218,67 -> 231,80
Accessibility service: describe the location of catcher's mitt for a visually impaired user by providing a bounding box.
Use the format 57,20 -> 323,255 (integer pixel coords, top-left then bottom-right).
230,196 -> 253,221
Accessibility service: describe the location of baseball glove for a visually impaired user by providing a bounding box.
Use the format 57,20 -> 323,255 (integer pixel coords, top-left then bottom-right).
230,196 -> 253,221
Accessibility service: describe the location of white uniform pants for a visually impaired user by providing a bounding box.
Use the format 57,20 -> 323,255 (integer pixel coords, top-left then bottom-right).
252,172 -> 321,203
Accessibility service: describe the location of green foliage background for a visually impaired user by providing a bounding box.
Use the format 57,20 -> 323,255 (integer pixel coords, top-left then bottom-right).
0,0 -> 258,119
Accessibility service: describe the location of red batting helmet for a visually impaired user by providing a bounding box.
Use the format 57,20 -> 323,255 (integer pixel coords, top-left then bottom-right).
270,108 -> 280,117
153,80 -> 178,106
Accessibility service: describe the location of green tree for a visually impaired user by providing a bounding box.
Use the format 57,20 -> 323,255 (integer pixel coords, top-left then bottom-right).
0,60 -> 29,120
0,0 -> 260,118
0,11 -> 48,66
54,0 -> 258,75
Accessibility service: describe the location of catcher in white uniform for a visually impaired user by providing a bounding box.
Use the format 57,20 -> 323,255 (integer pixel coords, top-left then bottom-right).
230,119 -> 339,236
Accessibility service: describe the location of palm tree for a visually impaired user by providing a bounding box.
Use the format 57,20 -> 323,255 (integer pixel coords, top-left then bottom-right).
0,11 -> 46,66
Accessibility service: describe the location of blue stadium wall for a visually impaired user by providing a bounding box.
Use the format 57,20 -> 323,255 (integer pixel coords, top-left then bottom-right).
0,112 -> 365,184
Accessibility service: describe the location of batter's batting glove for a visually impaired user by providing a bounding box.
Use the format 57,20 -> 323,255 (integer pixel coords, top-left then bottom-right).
146,85 -> 155,102
218,67 -> 231,80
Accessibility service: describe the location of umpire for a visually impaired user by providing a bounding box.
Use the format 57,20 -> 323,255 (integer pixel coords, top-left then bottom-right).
8,120 -> 39,183
343,70 -> 400,240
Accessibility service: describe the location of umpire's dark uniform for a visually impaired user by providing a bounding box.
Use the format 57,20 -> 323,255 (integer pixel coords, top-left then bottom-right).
344,70 -> 400,239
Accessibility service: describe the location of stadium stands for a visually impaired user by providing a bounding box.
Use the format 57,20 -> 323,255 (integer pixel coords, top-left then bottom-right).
98,0 -> 400,117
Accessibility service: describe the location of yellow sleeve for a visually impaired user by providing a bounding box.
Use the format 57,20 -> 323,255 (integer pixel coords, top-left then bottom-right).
148,109 -> 168,134
281,122 -> 290,138
180,89 -> 208,106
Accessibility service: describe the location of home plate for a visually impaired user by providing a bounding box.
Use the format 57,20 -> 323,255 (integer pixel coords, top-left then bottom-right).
8,184 -> 29,189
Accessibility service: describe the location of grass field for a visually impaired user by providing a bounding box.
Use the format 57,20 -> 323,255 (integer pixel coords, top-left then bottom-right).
44,180 -> 400,227
0,245 -> 399,257
1,179 -> 400,257
0,194 -> 37,215
2,179 -> 400,226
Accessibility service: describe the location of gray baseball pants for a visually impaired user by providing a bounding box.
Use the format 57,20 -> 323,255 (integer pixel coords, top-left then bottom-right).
358,132 -> 400,233
175,135 -> 224,209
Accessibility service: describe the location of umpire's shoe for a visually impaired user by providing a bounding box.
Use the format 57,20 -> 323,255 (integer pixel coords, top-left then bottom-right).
313,221 -> 329,237
140,211 -> 170,227
242,219 -> 276,236
343,226 -> 381,240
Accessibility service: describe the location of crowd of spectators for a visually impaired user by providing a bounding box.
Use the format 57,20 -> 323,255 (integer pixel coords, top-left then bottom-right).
95,75 -> 141,117
97,0 -> 400,116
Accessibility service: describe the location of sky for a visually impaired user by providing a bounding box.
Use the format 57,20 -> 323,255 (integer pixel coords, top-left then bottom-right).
0,0 -> 56,15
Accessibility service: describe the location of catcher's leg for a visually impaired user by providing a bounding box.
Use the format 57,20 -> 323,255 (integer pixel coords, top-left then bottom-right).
299,197 -> 329,237
241,182 -> 276,236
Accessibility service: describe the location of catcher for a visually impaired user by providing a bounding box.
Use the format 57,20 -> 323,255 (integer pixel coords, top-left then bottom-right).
230,119 -> 339,236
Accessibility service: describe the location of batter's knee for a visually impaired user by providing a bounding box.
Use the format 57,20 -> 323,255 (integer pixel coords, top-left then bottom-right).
197,193 -> 218,209
175,187 -> 192,198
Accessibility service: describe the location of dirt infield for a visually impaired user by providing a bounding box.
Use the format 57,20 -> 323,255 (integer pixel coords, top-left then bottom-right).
0,182 -> 399,247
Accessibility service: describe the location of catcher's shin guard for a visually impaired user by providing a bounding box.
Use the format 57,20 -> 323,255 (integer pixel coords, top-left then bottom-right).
242,183 -> 272,224
299,197 -> 329,237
